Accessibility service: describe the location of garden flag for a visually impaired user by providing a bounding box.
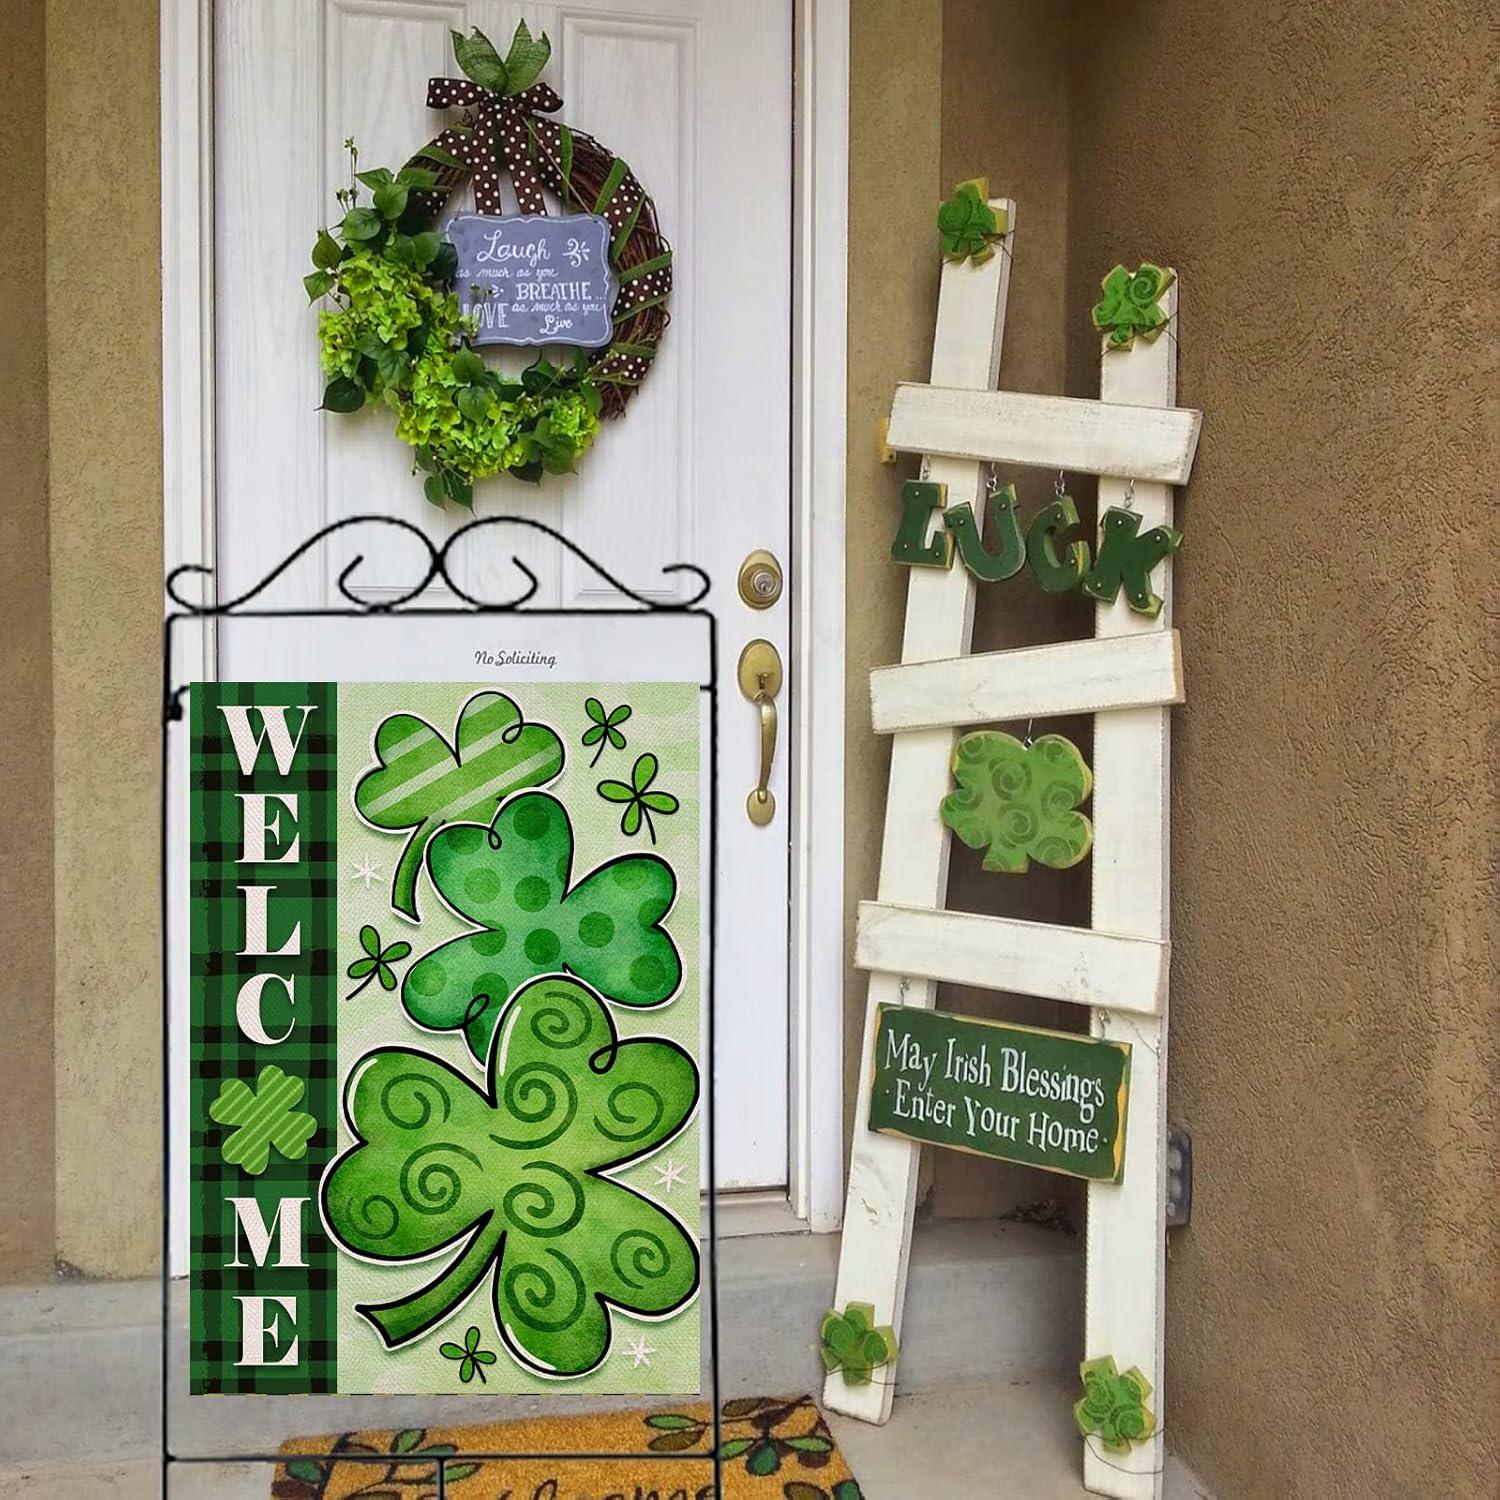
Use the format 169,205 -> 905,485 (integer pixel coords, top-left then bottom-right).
189,682 -> 701,1395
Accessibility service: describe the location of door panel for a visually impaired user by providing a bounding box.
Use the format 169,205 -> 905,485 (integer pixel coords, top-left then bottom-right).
213,0 -> 792,1190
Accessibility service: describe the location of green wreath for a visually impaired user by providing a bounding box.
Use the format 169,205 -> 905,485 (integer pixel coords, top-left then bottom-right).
305,22 -> 671,505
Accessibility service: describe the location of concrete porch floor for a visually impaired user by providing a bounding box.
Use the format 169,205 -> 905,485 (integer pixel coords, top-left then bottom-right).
1,1384 -> 1213,1498
0,1224 -> 1212,1498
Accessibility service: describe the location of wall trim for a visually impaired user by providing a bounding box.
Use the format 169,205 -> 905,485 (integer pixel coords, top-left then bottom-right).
789,0 -> 849,1231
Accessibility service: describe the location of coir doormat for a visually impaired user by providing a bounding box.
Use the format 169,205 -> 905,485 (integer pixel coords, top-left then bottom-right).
273,1394 -> 864,1500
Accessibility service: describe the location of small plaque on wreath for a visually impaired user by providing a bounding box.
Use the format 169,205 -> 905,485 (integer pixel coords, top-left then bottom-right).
447,212 -> 616,347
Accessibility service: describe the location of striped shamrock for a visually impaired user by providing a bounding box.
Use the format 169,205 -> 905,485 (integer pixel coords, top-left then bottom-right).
353,692 -> 563,919
208,1065 -> 317,1176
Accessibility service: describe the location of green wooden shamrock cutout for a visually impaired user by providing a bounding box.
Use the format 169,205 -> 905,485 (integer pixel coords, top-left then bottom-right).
941,731 -> 1094,874
582,697 -> 632,766
402,790 -> 682,1064
1091,263 -> 1175,350
440,1325 -> 498,1384
208,1064 -> 317,1176
937,179 -> 1007,264
353,691 -> 564,921
1074,1356 -> 1157,1453
322,973 -> 700,1376
820,1303 -> 897,1388
345,924 -> 412,999
597,753 -> 681,844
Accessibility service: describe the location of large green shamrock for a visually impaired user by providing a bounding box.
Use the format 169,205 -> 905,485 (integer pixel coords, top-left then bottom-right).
1091,262 -> 1175,350
208,1065 -> 317,1176
936,179 -> 1006,264
1073,1355 -> 1157,1453
321,974 -> 700,1376
404,790 -> 682,1065
940,731 -> 1094,874
353,692 -> 564,920
819,1303 -> 898,1388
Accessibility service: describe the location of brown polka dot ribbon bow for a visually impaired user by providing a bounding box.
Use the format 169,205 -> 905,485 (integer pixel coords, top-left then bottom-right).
424,76 -> 564,216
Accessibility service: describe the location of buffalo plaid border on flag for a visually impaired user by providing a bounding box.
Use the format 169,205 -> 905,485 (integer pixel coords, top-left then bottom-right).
189,683 -> 337,1394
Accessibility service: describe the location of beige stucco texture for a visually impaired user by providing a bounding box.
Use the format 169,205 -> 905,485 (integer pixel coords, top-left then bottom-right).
0,0 -> 56,1284
1065,2 -> 1499,1493
47,0 -> 164,1276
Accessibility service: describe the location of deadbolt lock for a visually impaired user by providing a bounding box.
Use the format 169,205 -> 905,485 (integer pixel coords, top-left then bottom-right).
737,549 -> 784,609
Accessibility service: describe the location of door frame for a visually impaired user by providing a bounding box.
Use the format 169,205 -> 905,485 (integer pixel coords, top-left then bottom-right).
161,0 -> 848,1233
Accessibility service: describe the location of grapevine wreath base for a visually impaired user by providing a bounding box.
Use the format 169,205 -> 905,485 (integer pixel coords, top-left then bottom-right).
305,22 -> 672,504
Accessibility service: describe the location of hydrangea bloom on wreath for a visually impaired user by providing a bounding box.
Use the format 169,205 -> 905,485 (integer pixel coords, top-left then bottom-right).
304,21 -> 672,505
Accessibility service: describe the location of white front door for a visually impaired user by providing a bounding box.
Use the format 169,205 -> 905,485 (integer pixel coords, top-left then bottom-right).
211,0 -> 793,1193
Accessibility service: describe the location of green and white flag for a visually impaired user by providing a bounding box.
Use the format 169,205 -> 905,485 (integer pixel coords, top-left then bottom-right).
189,681 -> 700,1395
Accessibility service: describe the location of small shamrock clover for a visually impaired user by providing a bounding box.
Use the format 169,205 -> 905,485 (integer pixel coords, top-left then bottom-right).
1074,1355 -> 1157,1453
208,1064 -> 317,1176
598,753 -> 680,844
345,924 -> 412,999
322,974 -> 700,1375
937,179 -> 1005,264
582,696 -> 632,766
403,790 -> 682,1064
940,731 -> 1094,874
353,691 -> 563,920
819,1303 -> 897,1388
440,1325 -> 498,1384
1091,262 -> 1175,350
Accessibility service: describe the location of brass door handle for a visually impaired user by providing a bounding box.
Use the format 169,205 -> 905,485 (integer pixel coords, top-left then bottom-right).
737,639 -> 783,827
749,691 -> 777,825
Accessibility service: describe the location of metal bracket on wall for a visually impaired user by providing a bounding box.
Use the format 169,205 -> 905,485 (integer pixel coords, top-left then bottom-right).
1166,1124 -> 1192,1228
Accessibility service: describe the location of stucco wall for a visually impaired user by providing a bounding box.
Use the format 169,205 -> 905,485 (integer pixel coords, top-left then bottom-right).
842,0 -> 944,1146
0,0 -> 56,1284
1064,0 -> 1499,1493
46,0 -> 163,1276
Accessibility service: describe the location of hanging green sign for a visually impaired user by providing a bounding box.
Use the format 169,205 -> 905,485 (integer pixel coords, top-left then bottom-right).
868,1005 -> 1131,1182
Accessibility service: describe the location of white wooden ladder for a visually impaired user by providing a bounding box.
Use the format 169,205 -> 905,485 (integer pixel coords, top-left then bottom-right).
826,197 -> 1201,1500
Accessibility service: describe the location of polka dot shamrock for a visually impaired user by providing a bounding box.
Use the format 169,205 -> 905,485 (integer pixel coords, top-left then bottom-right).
402,790 -> 682,1065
